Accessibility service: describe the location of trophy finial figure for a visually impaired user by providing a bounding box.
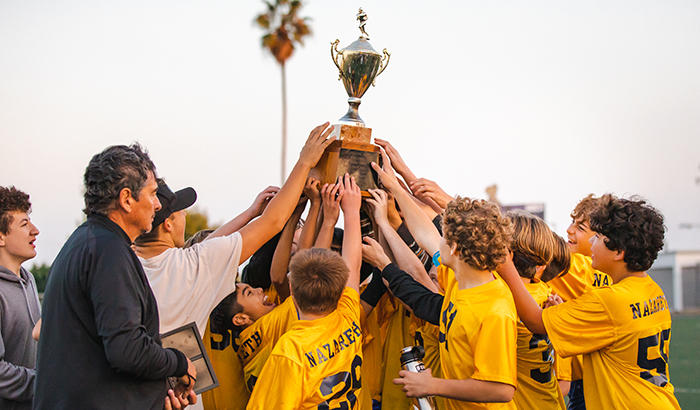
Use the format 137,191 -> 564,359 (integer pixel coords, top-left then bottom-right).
357,8 -> 369,39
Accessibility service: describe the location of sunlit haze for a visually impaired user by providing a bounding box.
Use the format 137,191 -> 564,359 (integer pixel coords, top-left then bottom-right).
1,0 -> 699,265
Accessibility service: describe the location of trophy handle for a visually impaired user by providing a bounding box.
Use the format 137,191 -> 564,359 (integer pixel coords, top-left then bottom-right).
373,48 -> 391,86
331,40 -> 345,81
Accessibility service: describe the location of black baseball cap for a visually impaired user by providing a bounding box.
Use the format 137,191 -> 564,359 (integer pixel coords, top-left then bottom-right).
152,183 -> 197,229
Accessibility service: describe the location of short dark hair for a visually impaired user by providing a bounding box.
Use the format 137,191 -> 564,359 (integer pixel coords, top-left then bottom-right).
210,291 -> 245,333
289,248 -> 348,315
589,194 -> 665,272
83,144 -> 157,217
541,233 -> 571,282
0,186 -> 32,235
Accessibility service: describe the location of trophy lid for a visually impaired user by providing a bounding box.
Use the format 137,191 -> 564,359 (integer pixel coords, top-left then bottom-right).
342,37 -> 383,56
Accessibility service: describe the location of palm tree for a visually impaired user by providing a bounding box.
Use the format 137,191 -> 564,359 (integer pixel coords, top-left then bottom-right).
254,0 -> 312,183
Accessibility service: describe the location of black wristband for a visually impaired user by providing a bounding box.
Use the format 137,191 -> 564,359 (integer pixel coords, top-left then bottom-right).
360,267 -> 387,307
169,348 -> 189,378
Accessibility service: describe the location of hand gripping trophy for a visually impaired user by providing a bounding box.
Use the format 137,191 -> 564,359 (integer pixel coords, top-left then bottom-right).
313,8 -> 391,195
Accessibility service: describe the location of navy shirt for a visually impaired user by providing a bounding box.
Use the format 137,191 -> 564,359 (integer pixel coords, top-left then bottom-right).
34,215 -> 187,410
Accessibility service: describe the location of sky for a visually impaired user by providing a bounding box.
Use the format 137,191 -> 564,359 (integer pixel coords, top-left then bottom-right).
1,0 -> 699,266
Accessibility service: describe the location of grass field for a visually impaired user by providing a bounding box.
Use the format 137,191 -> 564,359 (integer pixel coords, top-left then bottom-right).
670,312 -> 700,410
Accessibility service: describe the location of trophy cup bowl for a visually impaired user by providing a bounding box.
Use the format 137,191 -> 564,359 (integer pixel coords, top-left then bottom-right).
331,38 -> 390,127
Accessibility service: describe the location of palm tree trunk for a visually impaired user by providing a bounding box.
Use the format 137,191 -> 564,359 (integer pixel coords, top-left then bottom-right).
280,62 -> 287,184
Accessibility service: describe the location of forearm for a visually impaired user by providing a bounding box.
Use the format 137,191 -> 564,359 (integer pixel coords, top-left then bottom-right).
270,207 -> 305,300
238,162 -> 312,261
497,260 -> 546,334
315,219 -> 335,249
378,220 -> 438,293
430,378 -> 515,403
207,209 -> 255,240
381,263 -> 442,325
0,360 -> 35,402
298,201 -> 320,250
343,212 -> 362,291
392,188 -> 441,256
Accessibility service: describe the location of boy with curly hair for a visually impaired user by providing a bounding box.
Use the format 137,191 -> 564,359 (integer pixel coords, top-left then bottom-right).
0,186 -> 41,410
499,194 -> 680,410
363,152 -> 518,409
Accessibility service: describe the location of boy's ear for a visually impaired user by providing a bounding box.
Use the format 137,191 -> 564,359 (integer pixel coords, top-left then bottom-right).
232,313 -> 253,328
162,216 -> 175,233
450,243 -> 458,256
614,250 -> 625,262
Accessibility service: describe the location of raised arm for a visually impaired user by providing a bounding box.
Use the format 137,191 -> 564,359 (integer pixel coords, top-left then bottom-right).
362,237 -> 443,325
340,174 -> 362,293
371,150 -> 441,256
297,177 -> 322,250
366,189 -> 438,293
497,253 -> 547,334
237,123 -> 335,262
314,182 -> 341,249
269,199 -> 307,301
207,186 -> 279,240
374,138 -> 418,185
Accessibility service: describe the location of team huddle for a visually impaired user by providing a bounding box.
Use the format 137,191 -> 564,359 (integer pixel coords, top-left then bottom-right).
0,122 -> 680,410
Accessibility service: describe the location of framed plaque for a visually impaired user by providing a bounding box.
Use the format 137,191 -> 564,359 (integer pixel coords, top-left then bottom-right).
161,322 -> 219,395
312,139 -> 382,196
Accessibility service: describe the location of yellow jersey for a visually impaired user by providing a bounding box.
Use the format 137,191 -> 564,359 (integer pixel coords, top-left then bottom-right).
439,272 -> 518,410
547,253 -> 612,381
247,287 -> 364,410
202,319 -> 249,410
237,296 -> 298,392
416,322 -> 445,410
543,275 -> 680,410
513,280 -> 565,410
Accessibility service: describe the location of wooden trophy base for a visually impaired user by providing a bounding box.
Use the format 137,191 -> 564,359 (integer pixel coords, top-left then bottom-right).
311,124 -> 381,196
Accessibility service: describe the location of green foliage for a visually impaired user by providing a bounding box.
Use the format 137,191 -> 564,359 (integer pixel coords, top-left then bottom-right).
185,207 -> 218,241
30,263 -> 50,293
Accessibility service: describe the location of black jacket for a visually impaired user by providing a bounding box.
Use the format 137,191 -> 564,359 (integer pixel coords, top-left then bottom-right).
34,215 -> 187,410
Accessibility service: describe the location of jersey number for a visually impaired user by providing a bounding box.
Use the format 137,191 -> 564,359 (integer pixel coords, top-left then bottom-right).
637,329 -> 671,387
317,355 -> 362,410
529,333 -> 553,384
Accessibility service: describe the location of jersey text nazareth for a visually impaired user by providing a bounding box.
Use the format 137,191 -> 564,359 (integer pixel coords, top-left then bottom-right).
304,321 -> 362,368
630,295 -> 668,320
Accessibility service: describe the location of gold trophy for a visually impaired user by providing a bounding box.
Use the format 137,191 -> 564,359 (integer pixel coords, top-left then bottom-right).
313,8 -> 390,195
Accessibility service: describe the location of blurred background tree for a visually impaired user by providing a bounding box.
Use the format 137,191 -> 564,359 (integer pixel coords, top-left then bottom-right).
30,263 -> 50,293
254,0 -> 312,184
185,207 -> 219,241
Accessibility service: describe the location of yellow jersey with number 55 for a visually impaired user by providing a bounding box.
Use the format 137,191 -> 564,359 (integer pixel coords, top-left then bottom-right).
247,287 -> 363,410
543,275 -> 680,410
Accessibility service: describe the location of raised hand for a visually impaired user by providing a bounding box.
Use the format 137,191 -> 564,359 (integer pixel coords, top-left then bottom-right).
365,189 -> 389,224
370,149 -> 402,195
321,182 -> 342,226
298,123 -> 336,168
339,174 -> 362,214
361,236 -> 392,270
409,178 -> 452,209
247,186 -> 280,219
374,138 -> 416,182
303,177 -> 321,205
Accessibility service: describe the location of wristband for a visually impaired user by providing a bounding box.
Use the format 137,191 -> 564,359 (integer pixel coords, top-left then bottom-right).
432,251 -> 441,267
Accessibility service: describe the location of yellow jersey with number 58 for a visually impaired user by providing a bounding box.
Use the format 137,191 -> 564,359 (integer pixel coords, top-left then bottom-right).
543,275 -> 680,410
247,287 -> 363,410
